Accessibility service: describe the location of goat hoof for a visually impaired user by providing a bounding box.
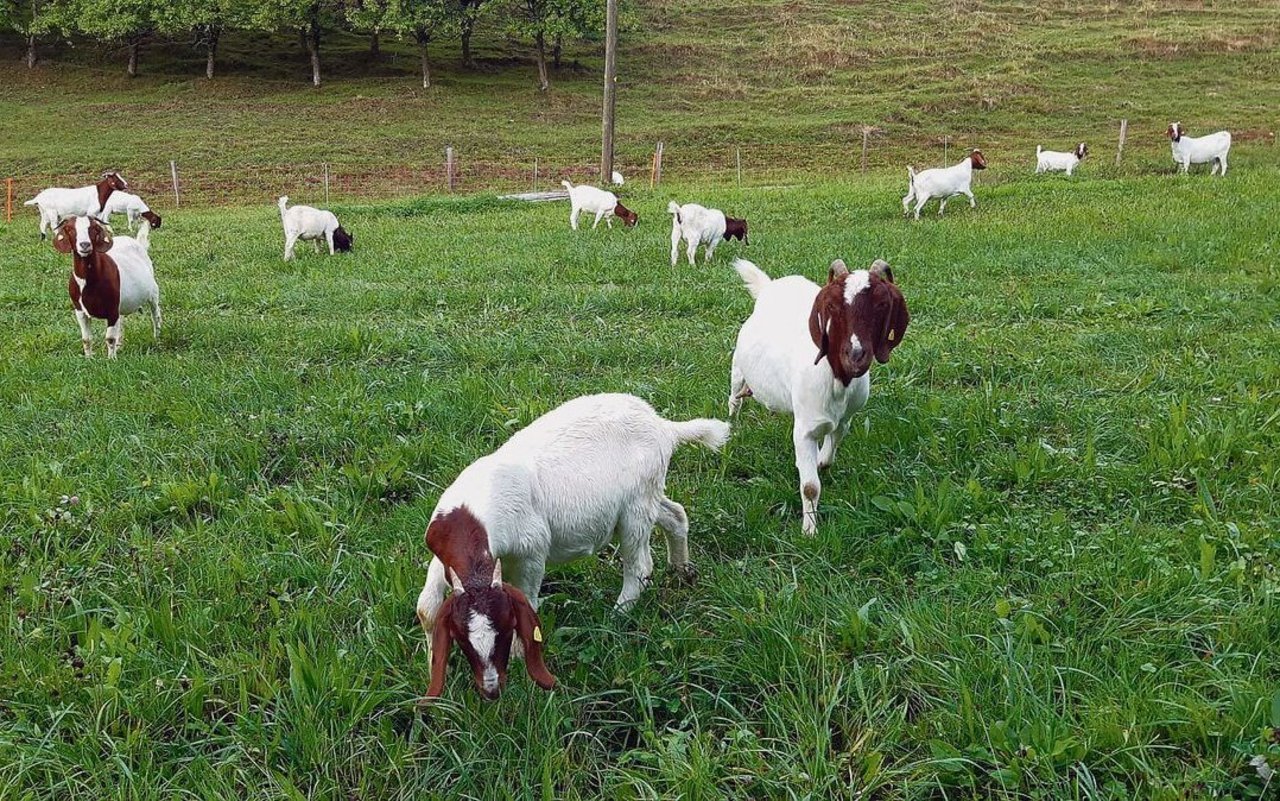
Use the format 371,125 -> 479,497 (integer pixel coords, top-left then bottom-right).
674,562 -> 697,585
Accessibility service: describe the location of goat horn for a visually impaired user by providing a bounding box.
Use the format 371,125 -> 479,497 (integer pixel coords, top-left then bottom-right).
448,567 -> 465,595
869,259 -> 894,283
828,259 -> 849,281
491,559 -> 502,588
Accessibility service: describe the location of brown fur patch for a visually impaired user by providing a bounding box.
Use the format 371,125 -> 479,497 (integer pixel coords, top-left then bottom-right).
614,203 -> 639,227
723,217 -> 748,243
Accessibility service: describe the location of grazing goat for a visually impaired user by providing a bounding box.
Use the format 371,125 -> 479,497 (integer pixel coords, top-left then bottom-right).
417,393 -> 728,698
1035,143 -> 1088,176
101,191 -> 162,232
561,180 -> 638,230
1168,122 -> 1231,176
901,150 -> 987,220
53,216 -> 161,359
278,196 -> 353,260
668,201 -> 748,266
25,172 -> 129,240
729,258 -> 908,534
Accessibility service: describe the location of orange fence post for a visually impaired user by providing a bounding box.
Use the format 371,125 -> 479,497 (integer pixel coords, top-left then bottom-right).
5,178 -> 12,223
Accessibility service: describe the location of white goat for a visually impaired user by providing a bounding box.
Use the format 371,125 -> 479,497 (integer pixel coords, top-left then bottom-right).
561,180 -> 638,230
668,201 -> 749,266
101,191 -> 162,231
901,150 -> 987,219
25,172 -> 129,240
278,196 -> 353,260
1035,143 -> 1088,176
416,393 -> 729,667
729,258 -> 909,534
1168,122 -> 1231,176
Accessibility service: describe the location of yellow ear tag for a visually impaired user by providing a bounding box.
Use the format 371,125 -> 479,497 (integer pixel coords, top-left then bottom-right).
532,626 -> 543,643
888,329 -> 896,341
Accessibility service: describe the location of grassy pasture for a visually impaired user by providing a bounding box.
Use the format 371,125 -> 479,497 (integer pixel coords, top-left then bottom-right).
1,159 -> 1278,798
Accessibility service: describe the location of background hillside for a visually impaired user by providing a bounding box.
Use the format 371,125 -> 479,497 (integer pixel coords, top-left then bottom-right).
1,0 -> 1277,203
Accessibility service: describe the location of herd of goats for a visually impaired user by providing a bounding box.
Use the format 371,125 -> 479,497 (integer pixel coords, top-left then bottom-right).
21,120 -> 1233,698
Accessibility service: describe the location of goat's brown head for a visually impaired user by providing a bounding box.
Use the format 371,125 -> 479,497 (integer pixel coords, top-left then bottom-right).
333,226 -> 354,252
101,171 -> 129,192
53,216 -> 113,258
969,149 -> 988,170
423,508 -> 555,701
808,259 -> 909,385
613,203 -> 639,227
141,211 -> 162,230
1075,142 -> 1089,160
724,217 -> 749,244
1167,122 -> 1183,142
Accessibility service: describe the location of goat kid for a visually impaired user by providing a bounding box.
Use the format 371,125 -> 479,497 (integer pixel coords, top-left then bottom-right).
1168,122 -> 1231,176
102,191 -> 163,232
278,196 -> 353,260
901,150 -> 987,219
729,258 -> 908,534
668,201 -> 748,266
417,393 -> 728,698
53,216 -> 161,359
561,180 -> 638,230
1035,143 -> 1088,176
26,171 -> 129,240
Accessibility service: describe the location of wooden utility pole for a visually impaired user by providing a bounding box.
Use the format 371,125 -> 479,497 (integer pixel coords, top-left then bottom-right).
600,0 -> 618,183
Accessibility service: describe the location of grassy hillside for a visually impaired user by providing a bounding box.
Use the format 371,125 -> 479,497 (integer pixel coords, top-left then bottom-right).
1,0 -> 1277,202
1,167 -> 1278,797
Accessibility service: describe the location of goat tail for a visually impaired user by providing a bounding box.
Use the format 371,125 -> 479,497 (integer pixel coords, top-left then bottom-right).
136,220 -> 152,249
23,198 -> 39,206
1036,145 -> 1042,155
277,196 -> 289,216
668,418 -> 731,452
667,200 -> 681,220
733,258 -> 772,299
560,180 -> 574,191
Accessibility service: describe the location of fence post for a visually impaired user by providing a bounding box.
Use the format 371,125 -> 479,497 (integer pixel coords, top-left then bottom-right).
861,128 -> 871,173
323,163 -> 330,204
1116,119 -> 1128,166
5,178 -> 12,223
446,146 -> 455,192
650,141 -> 663,188
943,136 -> 949,166
736,146 -> 742,187
170,161 -> 180,207
533,157 -> 539,191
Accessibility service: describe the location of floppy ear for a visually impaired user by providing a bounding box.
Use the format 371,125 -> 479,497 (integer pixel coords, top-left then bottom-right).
505,585 -> 556,691
92,222 -> 113,253
872,280 -> 910,364
425,597 -> 455,698
53,224 -> 74,254
808,292 -> 832,365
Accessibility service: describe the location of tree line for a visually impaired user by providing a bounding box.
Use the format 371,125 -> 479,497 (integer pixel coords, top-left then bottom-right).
3,0 -> 607,89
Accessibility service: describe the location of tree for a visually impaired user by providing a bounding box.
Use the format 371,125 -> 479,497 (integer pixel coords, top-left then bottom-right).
453,0 -> 484,67
505,0 -> 600,90
249,0 -> 345,86
4,0 -> 54,67
57,0 -> 157,77
381,0 -> 452,88
154,0 -> 245,78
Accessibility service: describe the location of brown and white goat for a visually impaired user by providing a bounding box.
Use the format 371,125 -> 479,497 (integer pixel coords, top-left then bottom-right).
423,507 -> 555,701
54,216 -> 161,358
26,171 -> 129,240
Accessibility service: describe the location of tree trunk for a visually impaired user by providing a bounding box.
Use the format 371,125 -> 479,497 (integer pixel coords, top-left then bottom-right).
26,34 -> 37,68
127,40 -> 140,77
534,30 -> 549,91
205,28 -> 219,79
369,31 -> 380,57
552,34 -> 562,69
416,31 -> 431,88
460,18 -> 474,67
304,21 -> 321,87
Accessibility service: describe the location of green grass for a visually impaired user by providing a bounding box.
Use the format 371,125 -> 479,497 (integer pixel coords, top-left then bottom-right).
1,161 -> 1278,798
1,0 -> 1278,201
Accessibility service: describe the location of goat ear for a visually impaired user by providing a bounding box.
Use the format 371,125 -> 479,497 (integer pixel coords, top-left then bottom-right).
92,222 -> 113,253
873,281 -> 910,364
424,597 -> 455,698
447,567 -> 465,595
53,225 -> 74,254
808,295 -> 830,364
505,585 -> 556,691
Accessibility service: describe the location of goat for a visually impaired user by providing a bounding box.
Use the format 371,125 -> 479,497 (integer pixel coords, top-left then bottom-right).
901,150 -> 987,219
53,216 -> 161,359
668,201 -> 748,266
101,191 -> 162,232
278,196 -> 353,260
25,172 -> 129,240
416,393 -> 728,698
728,258 -> 908,534
561,180 -> 638,230
1168,122 -> 1231,176
1035,143 -> 1088,176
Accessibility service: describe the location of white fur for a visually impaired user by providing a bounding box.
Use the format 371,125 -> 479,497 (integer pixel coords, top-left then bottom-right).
901,154 -> 981,220
728,259 -> 874,535
416,393 -> 729,639
668,201 -> 729,266
561,180 -> 623,230
1035,144 -> 1085,176
1169,123 -> 1231,176
101,191 -> 152,231
66,217 -> 160,359
25,174 -> 128,239
278,196 -> 345,260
